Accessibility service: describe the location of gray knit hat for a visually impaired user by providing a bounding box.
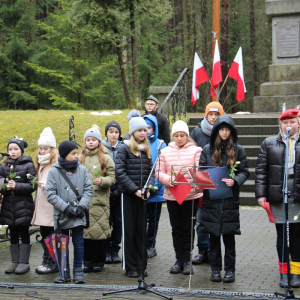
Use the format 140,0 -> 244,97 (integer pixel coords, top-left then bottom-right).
129,117 -> 148,135
84,124 -> 102,142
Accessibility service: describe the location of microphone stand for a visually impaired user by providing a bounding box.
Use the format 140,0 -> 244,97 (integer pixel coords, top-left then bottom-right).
103,145 -> 172,300
275,129 -> 298,300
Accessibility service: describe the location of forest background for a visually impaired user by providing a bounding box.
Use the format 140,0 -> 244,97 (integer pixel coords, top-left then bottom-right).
0,0 -> 271,113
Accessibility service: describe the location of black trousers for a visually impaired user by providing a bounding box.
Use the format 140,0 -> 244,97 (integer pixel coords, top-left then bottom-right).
146,201 -> 162,248
167,199 -> 198,262
9,225 -> 30,244
122,193 -> 147,273
106,196 -> 122,253
210,234 -> 236,272
84,239 -> 106,265
276,223 -> 300,263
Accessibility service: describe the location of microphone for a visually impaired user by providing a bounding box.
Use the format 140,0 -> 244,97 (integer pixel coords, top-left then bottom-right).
157,140 -> 165,151
287,127 -> 292,135
0,152 -> 11,157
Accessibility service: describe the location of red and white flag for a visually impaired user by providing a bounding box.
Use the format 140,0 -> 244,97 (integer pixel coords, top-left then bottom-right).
191,52 -> 209,106
228,47 -> 247,102
210,40 -> 222,97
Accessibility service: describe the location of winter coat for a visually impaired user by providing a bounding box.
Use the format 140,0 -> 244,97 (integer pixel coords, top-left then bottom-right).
81,148 -> 116,240
199,115 -> 249,236
115,141 -> 155,194
155,141 -> 203,201
190,119 -> 210,149
143,111 -> 170,145
0,156 -> 36,227
31,164 -> 55,227
255,132 -> 300,204
46,162 -> 93,230
143,115 -> 167,203
102,138 -> 122,199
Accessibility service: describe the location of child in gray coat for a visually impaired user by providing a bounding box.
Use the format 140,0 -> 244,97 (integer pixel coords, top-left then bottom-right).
46,141 -> 93,284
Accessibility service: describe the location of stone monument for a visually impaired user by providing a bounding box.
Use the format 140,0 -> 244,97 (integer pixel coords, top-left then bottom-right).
253,0 -> 300,112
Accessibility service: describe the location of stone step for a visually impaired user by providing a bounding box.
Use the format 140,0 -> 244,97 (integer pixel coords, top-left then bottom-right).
243,146 -> 261,157
240,192 -> 257,206
240,180 -> 255,193
239,135 -> 267,145
260,81 -> 300,96
249,168 -> 256,180
269,64 -> 300,82
189,125 -> 278,136
189,116 -> 279,126
247,157 -> 257,168
253,95 -> 300,113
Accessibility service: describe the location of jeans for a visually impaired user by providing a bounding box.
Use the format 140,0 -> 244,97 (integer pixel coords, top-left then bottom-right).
195,207 -> 210,253
146,202 -> 162,248
62,226 -> 84,268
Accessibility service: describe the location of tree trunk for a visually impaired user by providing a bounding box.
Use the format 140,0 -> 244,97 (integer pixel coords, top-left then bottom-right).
115,30 -> 131,107
175,0 -> 183,48
129,1 -> 141,107
250,0 -> 258,96
220,0 -> 229,106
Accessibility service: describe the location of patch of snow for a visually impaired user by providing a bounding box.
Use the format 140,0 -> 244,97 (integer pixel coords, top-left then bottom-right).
112,110 -> 123,114
235,111 -> 251,114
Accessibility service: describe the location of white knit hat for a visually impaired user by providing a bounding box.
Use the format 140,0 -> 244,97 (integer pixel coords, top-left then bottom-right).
129,117 -> 147,135
38,127 -> 56,148
84,124 -> 102,142
171,120 -> 189,136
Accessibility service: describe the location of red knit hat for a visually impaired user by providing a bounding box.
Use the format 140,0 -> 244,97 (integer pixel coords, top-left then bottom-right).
279,109 -> 299,120
205,102 -> 224,118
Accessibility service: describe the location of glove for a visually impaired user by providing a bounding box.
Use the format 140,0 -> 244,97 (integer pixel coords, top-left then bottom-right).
64,206 -> 77,218
76,206 -> 85,218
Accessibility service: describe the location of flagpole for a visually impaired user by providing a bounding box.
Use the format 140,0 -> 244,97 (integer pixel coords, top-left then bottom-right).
219,74 -> 229,95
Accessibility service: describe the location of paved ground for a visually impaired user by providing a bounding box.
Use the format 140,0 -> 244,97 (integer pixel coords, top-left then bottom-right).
0,205 -> 297,300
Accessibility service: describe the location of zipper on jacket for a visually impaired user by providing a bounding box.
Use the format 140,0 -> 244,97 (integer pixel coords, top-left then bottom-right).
139,151 -> 143,189
219,199 -> 224,235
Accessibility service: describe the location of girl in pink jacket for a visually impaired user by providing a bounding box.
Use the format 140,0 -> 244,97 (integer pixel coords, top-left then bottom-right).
155,120 -> 202,275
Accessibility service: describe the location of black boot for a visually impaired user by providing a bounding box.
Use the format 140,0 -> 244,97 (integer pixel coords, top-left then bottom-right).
182,261 -> 193,275
54,267 -> 71,283
105,252 -> 112,264
223,271 -> 235,283
192,251 -> 209,265
279,274 -> 288,288
210,271 -> 222,282
83,261 -> 93,273
170,261 -> 182,274
111,251 -> 121,263
291,274 -> 300,288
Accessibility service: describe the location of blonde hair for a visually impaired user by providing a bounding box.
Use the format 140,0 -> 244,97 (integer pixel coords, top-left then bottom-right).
79,143 -> 107,175
172,133 -> 196,146
35,147 -> 59,171
129,135 -> 151,158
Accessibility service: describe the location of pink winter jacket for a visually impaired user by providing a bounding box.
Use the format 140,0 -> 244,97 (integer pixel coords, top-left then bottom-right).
155,141 -> 203,201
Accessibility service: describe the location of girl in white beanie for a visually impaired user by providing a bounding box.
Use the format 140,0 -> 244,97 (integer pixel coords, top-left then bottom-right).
115,114 -> 155,278
155,120 -> 202,275
32,127 -> 59,274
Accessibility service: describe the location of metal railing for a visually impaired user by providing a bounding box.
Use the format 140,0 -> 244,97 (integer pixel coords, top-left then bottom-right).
158,68 -> 189,123
69,116 -> 82,148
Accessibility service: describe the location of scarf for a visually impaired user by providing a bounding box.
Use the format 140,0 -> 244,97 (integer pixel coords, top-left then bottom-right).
58,156 -> 79,171
201,118 -> 214,136
38,153 -> 51,165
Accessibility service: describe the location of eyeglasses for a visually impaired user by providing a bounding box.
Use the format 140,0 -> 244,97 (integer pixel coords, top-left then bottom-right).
145,103 -> 156,107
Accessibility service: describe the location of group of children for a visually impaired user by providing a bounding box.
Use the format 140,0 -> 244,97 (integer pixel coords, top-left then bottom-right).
0,103 -> 251,285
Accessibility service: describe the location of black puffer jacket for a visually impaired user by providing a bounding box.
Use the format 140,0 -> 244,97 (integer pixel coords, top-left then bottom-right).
199,116 -> 249,236
0,156 -> 37,226
255,132 -> 300,204
115,141 -> 155,194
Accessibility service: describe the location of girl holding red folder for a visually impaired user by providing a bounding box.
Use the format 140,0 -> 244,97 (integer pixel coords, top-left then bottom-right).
155,120 -> 202,275
199,115 -> 249,283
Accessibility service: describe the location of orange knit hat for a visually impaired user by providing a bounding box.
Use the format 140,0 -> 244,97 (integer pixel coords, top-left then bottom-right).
205,102 -> 224,118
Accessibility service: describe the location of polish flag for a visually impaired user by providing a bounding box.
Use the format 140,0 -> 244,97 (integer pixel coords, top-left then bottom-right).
210,40 -> 222,97
228,47 -> 247,102
191,52 -> 210,106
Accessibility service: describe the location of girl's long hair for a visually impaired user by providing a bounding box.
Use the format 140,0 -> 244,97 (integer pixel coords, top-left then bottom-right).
212,134 -> 235,167
129,135 -> 151,158
35,148 -> 59,171
79,143 -> 107,175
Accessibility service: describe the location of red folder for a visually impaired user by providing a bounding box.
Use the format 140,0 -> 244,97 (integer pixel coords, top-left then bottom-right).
169,172 -> 192,205
189,170 -> 215,189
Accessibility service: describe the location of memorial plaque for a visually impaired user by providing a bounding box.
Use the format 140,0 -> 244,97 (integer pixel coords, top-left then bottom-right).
276,21 -> 300,58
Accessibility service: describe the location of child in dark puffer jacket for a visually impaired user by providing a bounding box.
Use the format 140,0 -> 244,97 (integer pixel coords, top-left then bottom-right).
0,136 -> 36,275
